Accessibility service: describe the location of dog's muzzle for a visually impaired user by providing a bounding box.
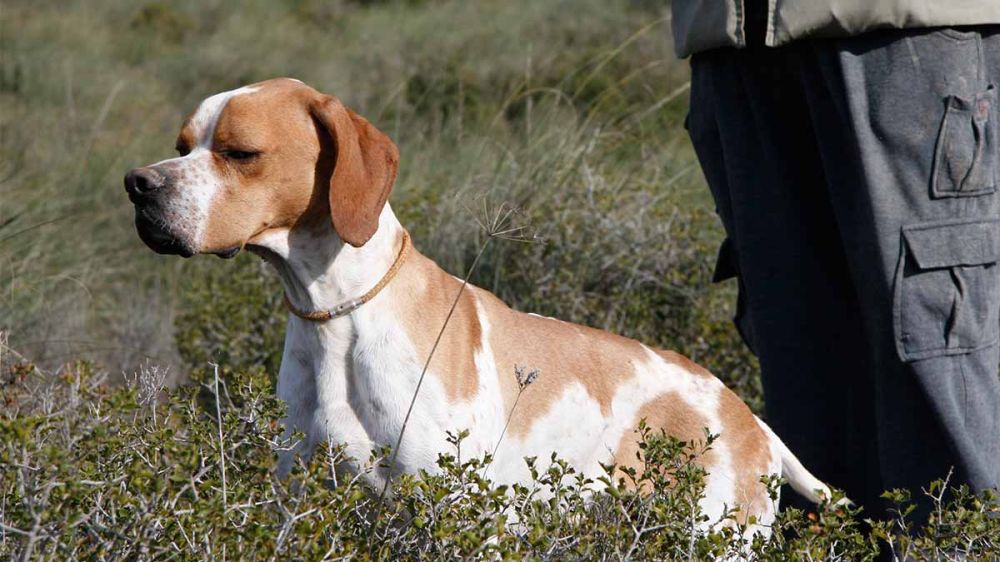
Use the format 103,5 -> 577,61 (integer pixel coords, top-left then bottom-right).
125,167 -> 195,258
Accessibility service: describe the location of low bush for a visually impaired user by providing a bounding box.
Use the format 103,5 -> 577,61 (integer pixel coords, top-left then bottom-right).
175,255 -> 285,376
2,361 -> 997,560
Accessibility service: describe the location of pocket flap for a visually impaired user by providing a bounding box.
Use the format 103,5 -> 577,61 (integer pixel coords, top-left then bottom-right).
903,219 -> 1000,269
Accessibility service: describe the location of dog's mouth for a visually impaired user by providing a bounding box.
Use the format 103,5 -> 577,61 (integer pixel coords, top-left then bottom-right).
213,246 -> 241,259
134,209 -> 194,258
134,207 -> 243,260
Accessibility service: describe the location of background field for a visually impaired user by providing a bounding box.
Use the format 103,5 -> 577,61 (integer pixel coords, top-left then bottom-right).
5,3 -> 1000,560
0,0 -> 760,407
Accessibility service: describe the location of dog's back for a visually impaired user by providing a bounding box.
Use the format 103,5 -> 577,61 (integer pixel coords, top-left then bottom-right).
383,245 -> 805,531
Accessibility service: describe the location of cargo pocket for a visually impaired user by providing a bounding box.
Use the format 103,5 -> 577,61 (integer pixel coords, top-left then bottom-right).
894,218 -> 1000,362
931,86 -> 997,198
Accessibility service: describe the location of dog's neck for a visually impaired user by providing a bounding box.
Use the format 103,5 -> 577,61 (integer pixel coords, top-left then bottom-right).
248,205 -> 405,316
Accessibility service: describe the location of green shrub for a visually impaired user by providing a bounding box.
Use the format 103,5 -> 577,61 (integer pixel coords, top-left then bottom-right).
2,362 -> 997,560
174,254 -> 285,375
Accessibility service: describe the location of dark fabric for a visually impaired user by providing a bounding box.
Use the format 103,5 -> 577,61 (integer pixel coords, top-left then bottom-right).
687,26 -> 1000,516
743,0 -> 769,49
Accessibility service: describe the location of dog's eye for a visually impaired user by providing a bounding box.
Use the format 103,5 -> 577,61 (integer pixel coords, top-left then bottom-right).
223,150 -> 258,161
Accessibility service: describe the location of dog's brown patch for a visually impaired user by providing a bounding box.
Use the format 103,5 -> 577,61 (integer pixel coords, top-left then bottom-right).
390,249 -> 482,402
658,350 -> 773,522
718,388 -> 773,523
473,289 -> 645,438
386,246 -> 644,416
611,391 -> 717,492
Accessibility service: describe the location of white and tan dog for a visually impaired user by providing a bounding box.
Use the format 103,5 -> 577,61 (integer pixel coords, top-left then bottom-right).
125,78 -> 833,532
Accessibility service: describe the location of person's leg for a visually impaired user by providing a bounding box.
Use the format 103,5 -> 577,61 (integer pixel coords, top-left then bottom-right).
800,27 -> 1000,509
687,46 -> 883,511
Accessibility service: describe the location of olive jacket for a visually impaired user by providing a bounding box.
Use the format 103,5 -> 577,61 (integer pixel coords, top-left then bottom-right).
672,0 -> 1000,57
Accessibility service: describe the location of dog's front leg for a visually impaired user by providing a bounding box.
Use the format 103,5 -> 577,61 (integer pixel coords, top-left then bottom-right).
275,323 -> 382,486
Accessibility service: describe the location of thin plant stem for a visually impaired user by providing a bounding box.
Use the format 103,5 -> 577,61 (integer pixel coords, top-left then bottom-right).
483,387 -> 525,477
484,365 -> 538,477
371,237 -> 494,522
211,363 -> 228,512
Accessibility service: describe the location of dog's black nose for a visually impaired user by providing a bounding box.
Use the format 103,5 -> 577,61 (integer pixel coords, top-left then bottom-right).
124,167 -> 165,200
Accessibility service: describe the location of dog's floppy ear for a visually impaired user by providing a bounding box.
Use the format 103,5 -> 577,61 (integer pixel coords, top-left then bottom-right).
310,95 -> 399,247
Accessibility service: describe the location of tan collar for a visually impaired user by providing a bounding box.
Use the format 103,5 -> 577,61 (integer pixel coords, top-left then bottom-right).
283,230 -> 411,322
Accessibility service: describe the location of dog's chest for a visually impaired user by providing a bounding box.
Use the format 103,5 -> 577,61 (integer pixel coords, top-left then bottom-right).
278,315 -> 496,473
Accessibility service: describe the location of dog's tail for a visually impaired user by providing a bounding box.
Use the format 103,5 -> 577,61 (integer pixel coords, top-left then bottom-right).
756,418 -> 846,506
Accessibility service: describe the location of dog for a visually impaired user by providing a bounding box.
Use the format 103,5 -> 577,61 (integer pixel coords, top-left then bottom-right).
125,78 -> 834,534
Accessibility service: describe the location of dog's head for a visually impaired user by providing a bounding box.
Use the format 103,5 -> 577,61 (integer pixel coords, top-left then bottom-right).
124,78 -> 398,257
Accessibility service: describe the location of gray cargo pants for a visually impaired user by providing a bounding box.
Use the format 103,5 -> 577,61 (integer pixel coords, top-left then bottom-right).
687,26 -> 1000,515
